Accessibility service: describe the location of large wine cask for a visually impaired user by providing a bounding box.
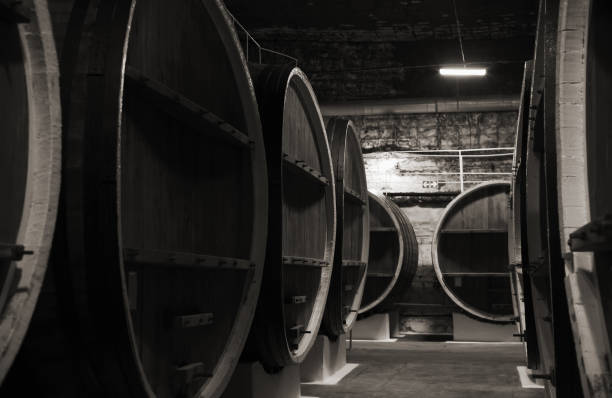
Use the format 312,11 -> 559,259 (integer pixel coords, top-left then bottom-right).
432,182 -> 513,322
2,1 -> 268,397
247,64 -> 336,371
321,118 -> 369,338
556,0 -> 612,395
359,192 -> 418,314
518,1 -> 584,395
0,0 -> 61,384
508,61 -> 540,369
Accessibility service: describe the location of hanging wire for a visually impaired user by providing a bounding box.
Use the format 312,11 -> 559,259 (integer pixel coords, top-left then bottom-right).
223,6 -> 298,66
451,0 -> 467,65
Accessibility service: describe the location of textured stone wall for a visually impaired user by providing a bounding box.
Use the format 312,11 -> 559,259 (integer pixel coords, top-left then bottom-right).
356,111 -> 516,194
356,111 -> 517,152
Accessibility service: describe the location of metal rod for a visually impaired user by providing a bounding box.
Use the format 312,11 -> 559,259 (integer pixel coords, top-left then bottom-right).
403,172 -> 512,176
391,147 -> 514,153
438,180 -> 510,184
369,152 -> 513,158
460,153 -> 514,158
459,150 -> 464,192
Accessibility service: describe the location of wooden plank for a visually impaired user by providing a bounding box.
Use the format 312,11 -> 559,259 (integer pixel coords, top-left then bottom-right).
282,255 -> 329,267
124,66 -> 253,149
282,152 -> 329,186
123,248 -> 254,270
344,187 -> 366,205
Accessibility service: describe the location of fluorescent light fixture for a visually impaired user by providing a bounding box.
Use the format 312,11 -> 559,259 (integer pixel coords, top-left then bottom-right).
439,67 -> 487,77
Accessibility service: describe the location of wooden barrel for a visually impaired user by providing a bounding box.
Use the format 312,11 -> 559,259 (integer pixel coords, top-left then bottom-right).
3,1 -> 268,397
432,182 -> 514,322
0,0 -> 61,384
247,64 -> 336,371
359,192 -> 418,314
508,61 -> 540,369
516,1 -> 584,395
320,118 -> 369,338
555,0 -> 612,395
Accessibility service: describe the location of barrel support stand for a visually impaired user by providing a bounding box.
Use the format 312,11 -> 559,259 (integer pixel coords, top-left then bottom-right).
351,312 -> 397,341
222,361 -> 302,398
300,334 -> 358,384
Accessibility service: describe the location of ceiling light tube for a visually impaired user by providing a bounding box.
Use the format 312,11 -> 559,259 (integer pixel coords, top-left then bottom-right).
439,67 -> 487,77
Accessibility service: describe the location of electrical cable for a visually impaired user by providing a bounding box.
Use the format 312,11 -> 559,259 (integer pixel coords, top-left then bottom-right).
451,0 -> 467,65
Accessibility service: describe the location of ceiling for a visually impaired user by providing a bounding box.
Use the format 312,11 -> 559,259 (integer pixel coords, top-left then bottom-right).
224,0 -> 538,103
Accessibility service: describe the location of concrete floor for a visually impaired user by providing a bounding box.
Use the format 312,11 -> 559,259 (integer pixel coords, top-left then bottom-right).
301,340 -> 545,398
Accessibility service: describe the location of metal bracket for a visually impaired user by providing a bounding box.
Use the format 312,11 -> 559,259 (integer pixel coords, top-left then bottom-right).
518,258 -> 545,275
174,362 -> 211,396
286,295 -> 307,305
344,305 -> 358,313
0,243 -> 33,261
174,313 -> 214,329
288,324 -> 310,350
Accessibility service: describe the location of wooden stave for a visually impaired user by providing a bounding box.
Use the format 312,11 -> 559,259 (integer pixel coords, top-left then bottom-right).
432,182 -> 514,323
3,1 -> 268,397
384,198 -> 418,305
0,0 -> 62,385
320,117 -> 369,338
247,64 -> 336,370
358,192 -> 414,314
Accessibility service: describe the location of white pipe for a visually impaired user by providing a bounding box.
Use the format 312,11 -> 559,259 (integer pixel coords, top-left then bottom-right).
459,150 -> 464,192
